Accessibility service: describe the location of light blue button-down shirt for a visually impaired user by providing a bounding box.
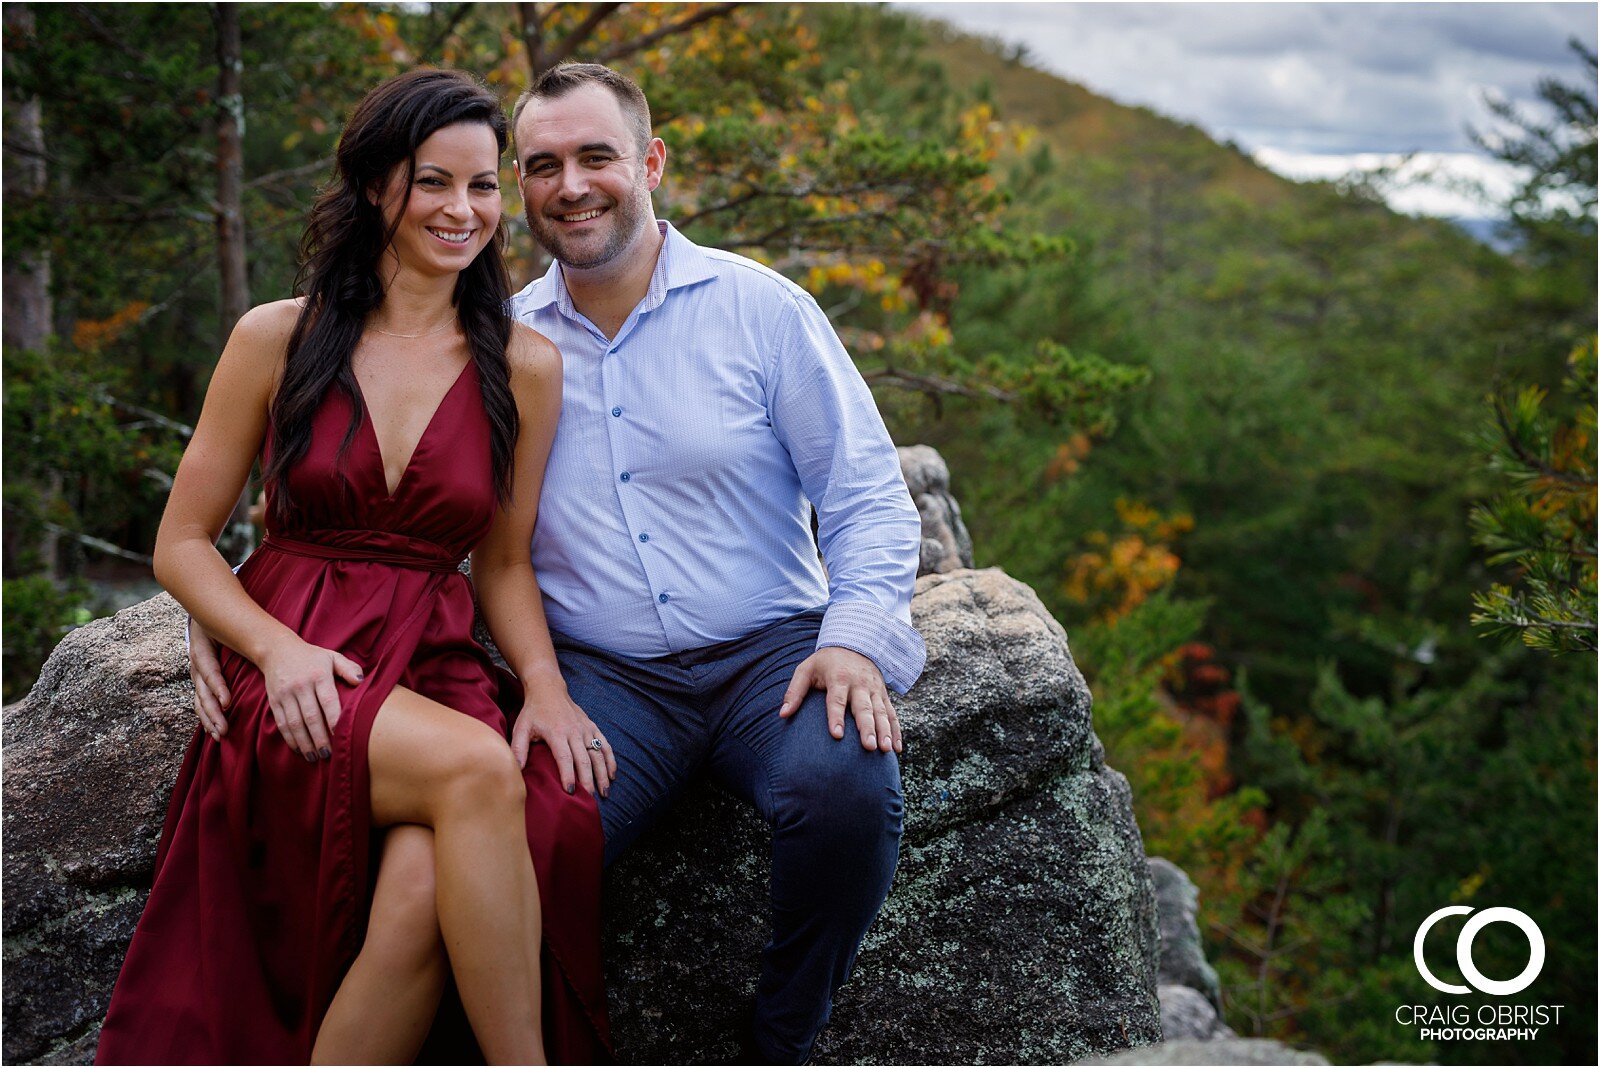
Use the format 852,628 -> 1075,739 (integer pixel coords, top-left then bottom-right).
510,222 -> 926,693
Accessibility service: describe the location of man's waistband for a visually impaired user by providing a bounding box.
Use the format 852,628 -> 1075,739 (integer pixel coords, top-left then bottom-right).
551,607 -> 826,667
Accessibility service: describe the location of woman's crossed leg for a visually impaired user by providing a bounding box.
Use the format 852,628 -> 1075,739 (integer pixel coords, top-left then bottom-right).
313,824 -> 446,1063
312,686 -> 543,1066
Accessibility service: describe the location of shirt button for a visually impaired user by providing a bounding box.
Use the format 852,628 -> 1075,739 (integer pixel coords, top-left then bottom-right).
619,471 -> 631,483
611,406 -> 622,417
658,592 -> 670,604
638,532 -> 650,543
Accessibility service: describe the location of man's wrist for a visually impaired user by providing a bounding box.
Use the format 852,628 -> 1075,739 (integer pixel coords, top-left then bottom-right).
817,600 -> 927,694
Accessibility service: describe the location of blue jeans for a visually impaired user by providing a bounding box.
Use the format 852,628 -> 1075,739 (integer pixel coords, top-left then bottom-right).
551,610 -> 904,1063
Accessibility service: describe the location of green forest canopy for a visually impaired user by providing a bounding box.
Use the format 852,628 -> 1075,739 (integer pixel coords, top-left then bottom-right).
3,5 -> 1594,1064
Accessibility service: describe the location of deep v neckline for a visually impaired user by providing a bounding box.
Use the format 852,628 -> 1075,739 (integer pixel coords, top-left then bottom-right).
354,359 -> 473,501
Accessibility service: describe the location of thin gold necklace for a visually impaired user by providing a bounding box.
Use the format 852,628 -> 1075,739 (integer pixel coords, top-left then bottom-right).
370,315 -> 458,339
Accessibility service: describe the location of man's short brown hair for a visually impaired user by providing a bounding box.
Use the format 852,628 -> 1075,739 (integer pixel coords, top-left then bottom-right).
511,63 -> 653,156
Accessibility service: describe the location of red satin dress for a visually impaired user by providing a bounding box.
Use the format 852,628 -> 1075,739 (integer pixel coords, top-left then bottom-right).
96,361 -> 610,1065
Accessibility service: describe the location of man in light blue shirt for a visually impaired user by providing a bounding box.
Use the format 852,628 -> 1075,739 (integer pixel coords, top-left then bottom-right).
509,64 -> 924,1062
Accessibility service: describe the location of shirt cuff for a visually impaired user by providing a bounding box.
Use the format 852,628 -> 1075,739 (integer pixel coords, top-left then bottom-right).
816,600 -> 927,695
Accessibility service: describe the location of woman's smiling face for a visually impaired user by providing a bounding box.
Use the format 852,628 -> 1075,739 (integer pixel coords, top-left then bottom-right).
377,121 -> 503,279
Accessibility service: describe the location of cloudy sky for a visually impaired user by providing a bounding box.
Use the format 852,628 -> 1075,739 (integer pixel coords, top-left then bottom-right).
899,2 -> 1597,217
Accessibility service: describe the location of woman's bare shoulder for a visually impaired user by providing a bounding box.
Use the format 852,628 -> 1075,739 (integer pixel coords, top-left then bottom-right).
214,299 -> 306,397
506,320 -> 561,382
232,298 -> 305,348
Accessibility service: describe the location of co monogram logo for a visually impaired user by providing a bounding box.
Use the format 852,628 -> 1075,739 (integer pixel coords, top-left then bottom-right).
1413,906 -> 1545,996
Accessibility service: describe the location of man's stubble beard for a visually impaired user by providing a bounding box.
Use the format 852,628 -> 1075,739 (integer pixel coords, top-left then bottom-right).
526,182 -> 650,271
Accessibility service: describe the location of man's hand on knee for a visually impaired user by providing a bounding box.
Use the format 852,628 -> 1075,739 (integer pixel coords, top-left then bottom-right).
779,647 -> 902,754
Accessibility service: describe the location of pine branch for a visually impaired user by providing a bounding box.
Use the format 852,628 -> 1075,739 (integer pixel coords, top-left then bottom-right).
66,4 -> 166,86
246,157 -> 333,192
42,522 -> 153,566
416,2 -> 473,63
96,391 -> 193,437
591,3 -> 742,65
861,367 -> 1016,403
1492,394 -> 1593,487
538,2 -> 623,74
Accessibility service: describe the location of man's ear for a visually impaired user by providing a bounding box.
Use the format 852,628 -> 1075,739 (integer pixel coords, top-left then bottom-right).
644,136 -> 667,193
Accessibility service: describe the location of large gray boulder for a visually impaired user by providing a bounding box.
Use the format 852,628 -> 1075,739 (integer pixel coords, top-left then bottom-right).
2,595 -> 191,1066
3,569 -> 1161,1064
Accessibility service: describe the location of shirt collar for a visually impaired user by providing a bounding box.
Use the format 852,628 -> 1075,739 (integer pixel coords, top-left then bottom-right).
516,220 -> 718,320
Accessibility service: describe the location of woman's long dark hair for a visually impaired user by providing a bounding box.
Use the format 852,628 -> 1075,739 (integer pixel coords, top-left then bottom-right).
265,69 -> 517,522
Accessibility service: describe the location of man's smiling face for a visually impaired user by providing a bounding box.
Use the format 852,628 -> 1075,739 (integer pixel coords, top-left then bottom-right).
514,82 -> 665,271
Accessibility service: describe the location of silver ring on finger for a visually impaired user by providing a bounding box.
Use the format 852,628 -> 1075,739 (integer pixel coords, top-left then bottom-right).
587,736 -> 605,752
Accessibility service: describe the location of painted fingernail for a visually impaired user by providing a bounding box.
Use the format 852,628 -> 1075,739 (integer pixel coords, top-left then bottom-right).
566,784 -> 575,795
304,752 -> 316,764
319,747 -> 331,760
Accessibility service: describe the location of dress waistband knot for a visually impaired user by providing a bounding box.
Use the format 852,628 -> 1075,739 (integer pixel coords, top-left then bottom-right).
259,534 -> 464,575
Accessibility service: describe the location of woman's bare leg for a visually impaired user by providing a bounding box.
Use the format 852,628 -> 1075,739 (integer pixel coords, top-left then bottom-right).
313,825 -> 448,1064
360,686 -> 545,1065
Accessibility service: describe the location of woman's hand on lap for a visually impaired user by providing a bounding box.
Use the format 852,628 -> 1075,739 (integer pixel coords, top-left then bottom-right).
512,680 -> 616,798
259,637 -> 364,762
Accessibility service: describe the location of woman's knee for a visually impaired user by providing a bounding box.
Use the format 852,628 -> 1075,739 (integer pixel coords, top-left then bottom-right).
371,690 -> 525,825
433,726 -> 527,814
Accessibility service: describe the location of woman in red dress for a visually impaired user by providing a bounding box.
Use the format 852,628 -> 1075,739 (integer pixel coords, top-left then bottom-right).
95,70 -> 612,1065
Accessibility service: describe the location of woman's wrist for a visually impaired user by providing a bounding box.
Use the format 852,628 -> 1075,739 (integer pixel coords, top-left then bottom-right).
519,664 -> 569,700
245,624 -> 303,668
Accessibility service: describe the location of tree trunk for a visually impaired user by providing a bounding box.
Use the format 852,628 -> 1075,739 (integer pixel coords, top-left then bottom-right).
212,2 -> 249,337
3,4 -> 61,579
517,2 -> 548,78
212,2 -> 256,563
2,3 -> 52,353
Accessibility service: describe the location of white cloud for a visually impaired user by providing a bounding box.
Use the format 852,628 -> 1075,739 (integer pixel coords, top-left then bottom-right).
1251,148 -> 1526,217
899,2 -> 1595,153
898,1 -> 1594,217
